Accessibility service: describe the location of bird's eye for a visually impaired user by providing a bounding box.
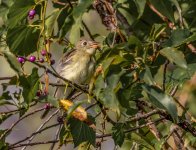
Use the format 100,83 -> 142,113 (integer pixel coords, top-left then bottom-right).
82,41 -> 87,46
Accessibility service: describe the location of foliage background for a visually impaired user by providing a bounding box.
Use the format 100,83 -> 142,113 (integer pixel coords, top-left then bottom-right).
0,0 -> 196,149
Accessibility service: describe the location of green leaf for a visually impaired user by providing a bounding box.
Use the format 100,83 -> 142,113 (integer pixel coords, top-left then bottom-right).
106,68 -> 125,89
60,15 -> 74,38
127,132 -> 154,150
160,47 -> 187,69
7,0 -> 35,28
0,48 -> 23,75
112,123 -> 125,146
0,137 -> 8,150
149,0 -> 174,22
6,25 -> 40,56
142,84 -> 178,122
163,29 -> 191,47
45,8 -> 62,38
98,88 -> 120,114
19,68 -> 40,104
59,126 -> 71,145
72,0 -> 93,19
168,63 -> 196,84
38,94 -> 59,107
140,66 -> 155,85
128,35 -> 143,56
133,0 -> 146,18
69,118 -> 95,147
118,83 -> 142,109
69,17 -> 82,44
150,24 -> 166,40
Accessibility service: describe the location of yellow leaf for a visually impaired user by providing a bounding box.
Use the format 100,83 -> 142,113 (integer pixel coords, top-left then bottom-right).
59,99 -> 87,121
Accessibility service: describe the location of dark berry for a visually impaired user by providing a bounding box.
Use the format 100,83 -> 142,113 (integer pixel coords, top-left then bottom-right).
44,103 -> 51,110
39,58 -> 44,63
51,59 -> 55,65
28,15 -> 34,20
29,55 -> 36,62
17,57 -> 25,63
57,116 -> 64,124
28,9 -> 36,16
41,49 -> 47,56
36,90 -> 42,97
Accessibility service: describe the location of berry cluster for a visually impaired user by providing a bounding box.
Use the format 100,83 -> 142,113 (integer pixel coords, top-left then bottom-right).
17,49 -> 55,65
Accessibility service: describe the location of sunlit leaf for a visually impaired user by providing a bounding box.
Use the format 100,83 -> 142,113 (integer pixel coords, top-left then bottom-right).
160,47 -> 187,69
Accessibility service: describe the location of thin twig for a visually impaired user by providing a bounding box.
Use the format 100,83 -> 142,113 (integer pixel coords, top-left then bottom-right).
169,85 -> 178,96
82,20 -> 94,40
10,123 -> 60,147
49,124 -> 62,150
0,107 -> 45,140
163,60 -> 169,91
96,117 -> 165,138
85,102 -> 98,111
21,109 -> 59,150
10,118 -> 164,149
0,102 -> 37,115
9,140 -> 60,149
128,109 -> 160,122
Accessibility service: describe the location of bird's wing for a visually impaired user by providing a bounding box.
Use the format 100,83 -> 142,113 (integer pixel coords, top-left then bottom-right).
56,49 -> 77,74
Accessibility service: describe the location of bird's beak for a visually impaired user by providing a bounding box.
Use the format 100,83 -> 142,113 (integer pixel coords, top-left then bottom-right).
89,41 -> 100,49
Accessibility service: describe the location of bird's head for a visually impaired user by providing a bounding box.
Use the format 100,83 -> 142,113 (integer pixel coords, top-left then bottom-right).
76,39 -> 100,55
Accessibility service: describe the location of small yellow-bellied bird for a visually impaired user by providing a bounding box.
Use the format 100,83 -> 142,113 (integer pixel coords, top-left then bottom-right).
41,39 -> 100,118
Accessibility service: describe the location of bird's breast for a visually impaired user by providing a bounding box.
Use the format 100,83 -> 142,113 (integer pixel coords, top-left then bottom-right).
60,56 -> 95,84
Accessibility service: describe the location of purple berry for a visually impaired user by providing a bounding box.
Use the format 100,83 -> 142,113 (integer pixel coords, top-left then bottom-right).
28,9 -> 36,16
39,58 -> 44,63
44,103 -> 51,109
29,56 -> 36,62
17,57 -> 25,63
41,49 -> 47,56
51,59 -> 55,65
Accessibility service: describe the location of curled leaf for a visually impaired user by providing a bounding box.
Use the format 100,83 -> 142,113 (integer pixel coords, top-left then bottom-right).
59,99 -> 87,121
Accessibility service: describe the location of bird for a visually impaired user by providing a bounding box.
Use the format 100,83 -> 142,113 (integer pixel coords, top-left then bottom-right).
41,39 -> 100,118
55,39 -> 100,97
